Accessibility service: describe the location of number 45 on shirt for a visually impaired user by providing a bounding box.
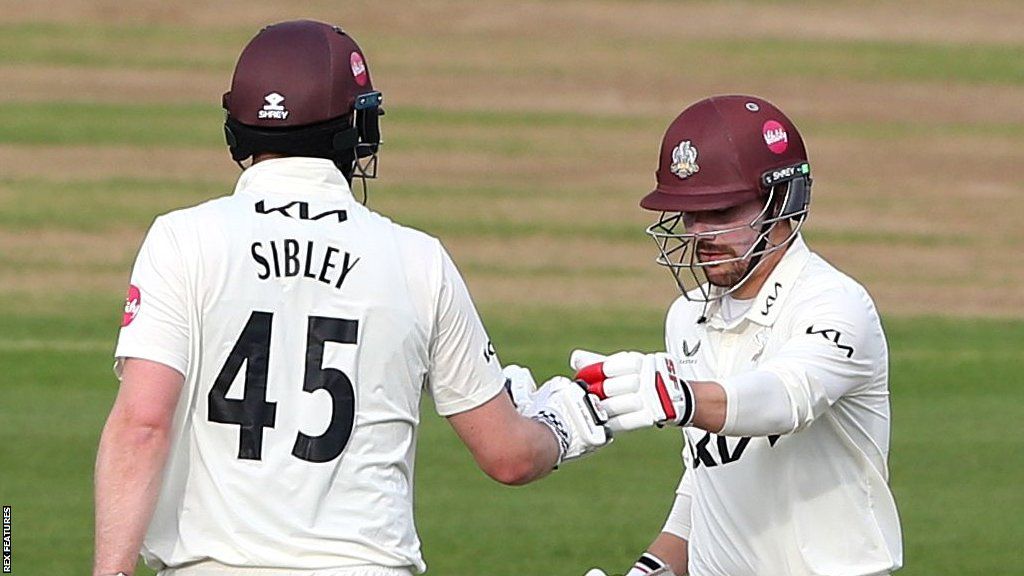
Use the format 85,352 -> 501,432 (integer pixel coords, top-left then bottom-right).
207,311 -> 357,463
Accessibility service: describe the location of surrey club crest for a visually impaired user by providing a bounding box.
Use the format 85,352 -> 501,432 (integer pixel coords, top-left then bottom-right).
670,140 -> 700,179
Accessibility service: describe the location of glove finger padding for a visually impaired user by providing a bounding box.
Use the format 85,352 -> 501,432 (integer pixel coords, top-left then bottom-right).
600,393 -> 644,417
587,373 -> 641,400
638,353 -> 695,427
575,351 -> 646,386
524,376 -> 611,464
502,364 -> 537,412
569,349 -> 607,372
584,352 -> 696,430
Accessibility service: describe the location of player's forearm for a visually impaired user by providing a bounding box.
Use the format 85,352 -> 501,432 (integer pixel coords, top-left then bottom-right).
448,393 -> 562,486
491,417 -> 561,485
648,532 -> 689,575
93,414 -> 173,576
690,381 -> 727,433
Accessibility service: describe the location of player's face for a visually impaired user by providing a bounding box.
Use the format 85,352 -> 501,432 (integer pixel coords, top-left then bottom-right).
682,197 -> 766,287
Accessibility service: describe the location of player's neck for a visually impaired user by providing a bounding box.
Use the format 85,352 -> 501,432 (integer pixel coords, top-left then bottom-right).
252,152 -> 289,164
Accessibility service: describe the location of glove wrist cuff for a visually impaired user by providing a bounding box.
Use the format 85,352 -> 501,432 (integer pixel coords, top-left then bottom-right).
530,410 -> 569,467
625,551 -> 671,576
676,379 -> 695,427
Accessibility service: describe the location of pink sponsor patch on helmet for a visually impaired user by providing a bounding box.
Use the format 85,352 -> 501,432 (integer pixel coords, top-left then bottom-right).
350,51 -> 367,86
762,120 -> 789,154
122,284 -> 141,327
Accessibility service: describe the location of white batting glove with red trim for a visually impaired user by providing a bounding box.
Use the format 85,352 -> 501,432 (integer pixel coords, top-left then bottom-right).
523,376 -> 611,464
571,349 -> 696,432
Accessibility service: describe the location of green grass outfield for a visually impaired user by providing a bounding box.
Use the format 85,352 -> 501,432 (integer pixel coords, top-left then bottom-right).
0,299 -> 1021,575
2,1 -> 1023,574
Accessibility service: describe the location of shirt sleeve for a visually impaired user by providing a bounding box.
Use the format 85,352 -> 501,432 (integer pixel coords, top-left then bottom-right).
427,244 -> 505,416
719,284 -> 884,436
661,471 -> 693,539
113,216 -> 191,379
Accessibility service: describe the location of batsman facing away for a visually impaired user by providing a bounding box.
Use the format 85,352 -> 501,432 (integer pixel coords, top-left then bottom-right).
94,20 -> 613,576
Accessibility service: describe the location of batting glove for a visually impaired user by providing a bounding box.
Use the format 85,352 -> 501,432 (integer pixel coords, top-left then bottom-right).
572,350 -> 696,432
502,364 -> 537,413
583,554 -> 674,576
625,552 -> 674,576
523,376 -> 611,465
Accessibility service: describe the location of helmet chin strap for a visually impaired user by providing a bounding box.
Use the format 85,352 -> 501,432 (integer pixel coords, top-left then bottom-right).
736,223 -> 774,290
724,184 -> 792,291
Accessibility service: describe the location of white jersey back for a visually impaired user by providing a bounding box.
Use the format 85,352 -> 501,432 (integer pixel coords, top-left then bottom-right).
115,158 -> 505,573
666,236 -> 902,576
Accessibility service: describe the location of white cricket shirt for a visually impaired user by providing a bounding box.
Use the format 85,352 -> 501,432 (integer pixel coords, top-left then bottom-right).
664,236 -> 902,576
114,158 -> 505,573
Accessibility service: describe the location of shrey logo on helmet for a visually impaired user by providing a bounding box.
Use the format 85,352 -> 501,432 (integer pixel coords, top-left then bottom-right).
221,20 -> 384,188
670,141 -> 700,180
258,92 -> 289,120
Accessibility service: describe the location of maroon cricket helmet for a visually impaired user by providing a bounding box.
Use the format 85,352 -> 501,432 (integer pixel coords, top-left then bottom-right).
224,19 -> 373,128
221,20 -> 383,175
641,95 -> 808,212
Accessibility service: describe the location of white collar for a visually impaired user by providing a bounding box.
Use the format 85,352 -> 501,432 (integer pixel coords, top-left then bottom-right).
706,234 -> 812,329
232,157 -> 354,199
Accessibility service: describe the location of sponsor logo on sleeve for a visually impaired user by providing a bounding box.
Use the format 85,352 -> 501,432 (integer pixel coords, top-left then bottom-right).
482,340 -> 497,363
806,325 -> 854,358
122,285 -> 141,327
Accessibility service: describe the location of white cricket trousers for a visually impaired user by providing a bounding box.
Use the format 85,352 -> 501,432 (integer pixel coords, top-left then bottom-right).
158,561 -> 415,576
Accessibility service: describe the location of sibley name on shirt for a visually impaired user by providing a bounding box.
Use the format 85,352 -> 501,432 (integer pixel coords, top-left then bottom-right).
251,238 -> 360,291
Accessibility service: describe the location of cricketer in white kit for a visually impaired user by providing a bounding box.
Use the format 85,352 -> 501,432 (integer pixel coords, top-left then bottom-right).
662,235 -> 900,575
577,95 -> 902,576
94,20 -> 610,576
115,157 -> 504,572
